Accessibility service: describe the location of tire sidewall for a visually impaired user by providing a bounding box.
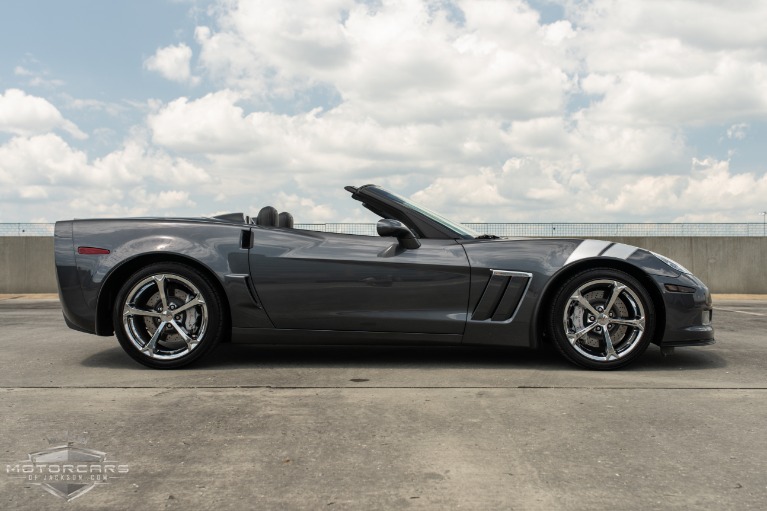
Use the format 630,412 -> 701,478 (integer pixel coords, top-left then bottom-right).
113,262 -> 224,369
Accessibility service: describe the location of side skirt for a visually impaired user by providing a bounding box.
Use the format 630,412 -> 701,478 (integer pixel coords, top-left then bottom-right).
231,327 -> 462,345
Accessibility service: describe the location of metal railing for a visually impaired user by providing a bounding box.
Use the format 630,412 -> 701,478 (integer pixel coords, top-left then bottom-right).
1,222 -> 765,237
0,223 -> 55,236
295,222 -> 767,237
462,222 -> 767,237
295,223 -> 379,236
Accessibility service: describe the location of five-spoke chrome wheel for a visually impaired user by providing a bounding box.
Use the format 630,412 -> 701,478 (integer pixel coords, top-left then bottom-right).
549,269 -> 655,370
113,263 -> 224,368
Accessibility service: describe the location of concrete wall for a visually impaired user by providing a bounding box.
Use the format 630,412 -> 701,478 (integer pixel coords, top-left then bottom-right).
0,237 -> 57,293
0,236 -> 764,294
598,237 -> 766,294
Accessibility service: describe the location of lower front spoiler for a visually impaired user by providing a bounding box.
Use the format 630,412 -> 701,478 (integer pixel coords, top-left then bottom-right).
659,321 -> 715,347
661,337 -> 716,347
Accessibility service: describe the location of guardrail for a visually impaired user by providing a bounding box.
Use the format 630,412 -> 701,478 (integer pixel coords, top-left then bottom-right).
2,222 -> 765,237
462,222 -> 767,237
0,223 -> 55,236
297,223 -> 767,237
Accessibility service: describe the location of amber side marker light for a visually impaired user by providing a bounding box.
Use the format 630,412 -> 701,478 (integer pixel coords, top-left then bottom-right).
664,284 -> 696,293
77,247 -> 111,255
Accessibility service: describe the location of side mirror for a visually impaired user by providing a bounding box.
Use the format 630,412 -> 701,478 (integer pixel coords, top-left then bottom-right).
376,219 -> 421,249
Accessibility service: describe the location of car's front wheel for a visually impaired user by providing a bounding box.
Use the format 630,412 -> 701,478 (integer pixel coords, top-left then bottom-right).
548,268 -> 655,370
112,262 -> 225,369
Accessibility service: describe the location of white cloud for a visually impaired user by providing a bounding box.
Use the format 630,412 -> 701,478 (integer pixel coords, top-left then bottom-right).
499,113 -> 688,176
92,139 -> 212,187
565,0 -> 767,52
0,89 -> 87,139
134,0 -> 767,224
569,1 -> 767,125
18,185 -> 49,200
149,90 -> 253,152
592,158 -> 767,222
136,189 -> 196,210
271,192 -> 336,222
144,43 -> 198,84
411,169 -> 509,210
0,134 -> 88,187
4,0 -> 767,225
13,65 -> 66,88
60,94 -> 128,117
0,133 -> 211,221
405,156 -> 767,223
726,123 -> 749,140
577,62 -> 767,126
147,89 -> 523,206
194,0 -> 575,122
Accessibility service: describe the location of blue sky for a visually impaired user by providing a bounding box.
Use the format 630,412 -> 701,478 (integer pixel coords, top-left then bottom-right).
1,0 -> 766,224
0,1 -> 205,97
0,1 -> 202,151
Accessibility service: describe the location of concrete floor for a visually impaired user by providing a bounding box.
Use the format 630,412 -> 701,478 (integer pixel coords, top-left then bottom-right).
0,299 -> 765,510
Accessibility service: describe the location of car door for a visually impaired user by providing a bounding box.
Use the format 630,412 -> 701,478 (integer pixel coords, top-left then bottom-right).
247,228 -> 470,334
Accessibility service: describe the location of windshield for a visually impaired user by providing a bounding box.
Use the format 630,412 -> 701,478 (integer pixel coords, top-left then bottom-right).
371,188 -> 481,238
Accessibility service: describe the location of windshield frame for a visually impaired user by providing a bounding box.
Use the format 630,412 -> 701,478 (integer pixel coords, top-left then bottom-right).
359,185 -> 481,239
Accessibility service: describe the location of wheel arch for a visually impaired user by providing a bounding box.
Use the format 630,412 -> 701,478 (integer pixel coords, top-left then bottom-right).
95,253 -> 231,340
533,258 -> 665,348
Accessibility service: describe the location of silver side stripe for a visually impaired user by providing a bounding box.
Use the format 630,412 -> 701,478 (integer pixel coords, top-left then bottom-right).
565,239 -> 612,265
601,243 -> 638,260
565,240 -> 638,265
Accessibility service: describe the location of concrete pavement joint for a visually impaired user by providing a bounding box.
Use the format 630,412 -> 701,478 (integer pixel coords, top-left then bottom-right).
715,308 -> 765,316
2,385 -> 767,390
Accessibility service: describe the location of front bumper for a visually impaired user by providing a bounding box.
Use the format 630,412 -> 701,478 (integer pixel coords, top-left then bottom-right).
656,273 -> 715,347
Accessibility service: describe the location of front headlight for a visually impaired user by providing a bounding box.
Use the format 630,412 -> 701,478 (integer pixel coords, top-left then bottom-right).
652,252 -> 691,275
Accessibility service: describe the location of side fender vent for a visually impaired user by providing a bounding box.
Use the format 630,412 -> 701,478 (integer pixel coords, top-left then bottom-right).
240,229 -> 253,249
471,270 -> 532,322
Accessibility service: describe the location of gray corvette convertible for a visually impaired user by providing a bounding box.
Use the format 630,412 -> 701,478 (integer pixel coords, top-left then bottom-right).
54,184 -> 714,370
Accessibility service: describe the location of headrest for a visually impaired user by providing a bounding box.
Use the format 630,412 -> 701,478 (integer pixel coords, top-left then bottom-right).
278,212 -> 294,228
256,206 -> 278,227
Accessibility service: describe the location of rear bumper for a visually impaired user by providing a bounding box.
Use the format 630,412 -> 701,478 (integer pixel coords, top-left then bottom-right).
55,221 -> 97,334
63,313 -> 95,334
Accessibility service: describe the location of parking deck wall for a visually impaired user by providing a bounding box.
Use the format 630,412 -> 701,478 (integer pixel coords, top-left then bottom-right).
0,237 -> 56,293
0,236 -> 763,294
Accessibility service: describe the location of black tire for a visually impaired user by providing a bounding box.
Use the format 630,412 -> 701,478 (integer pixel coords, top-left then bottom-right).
112,262 -> 225,369
547,268 -> 656,370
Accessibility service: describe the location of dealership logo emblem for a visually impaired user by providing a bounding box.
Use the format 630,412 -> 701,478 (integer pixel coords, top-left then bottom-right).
5,433 -> 129,501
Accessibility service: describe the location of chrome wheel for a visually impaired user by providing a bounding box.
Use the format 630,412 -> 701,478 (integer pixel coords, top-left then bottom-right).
549,268 -> 655,370
122,273 -> 209,360
563,278 -> 646,363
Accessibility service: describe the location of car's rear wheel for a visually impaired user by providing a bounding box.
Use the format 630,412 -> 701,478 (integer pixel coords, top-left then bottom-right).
548,268 -> 655,370
112,262 -> 225,368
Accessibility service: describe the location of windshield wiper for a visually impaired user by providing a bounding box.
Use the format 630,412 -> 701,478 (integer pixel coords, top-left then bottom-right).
475,234 -> 500,239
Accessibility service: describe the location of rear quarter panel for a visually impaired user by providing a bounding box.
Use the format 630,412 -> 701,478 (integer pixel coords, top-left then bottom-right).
59,219 -> 266,334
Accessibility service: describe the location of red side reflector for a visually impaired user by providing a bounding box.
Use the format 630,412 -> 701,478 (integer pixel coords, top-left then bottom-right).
77,246 -> 111,255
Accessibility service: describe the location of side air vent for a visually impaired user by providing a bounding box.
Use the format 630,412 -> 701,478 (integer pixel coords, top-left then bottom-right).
240,229 -> 253,249
471,270 -> 532,322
